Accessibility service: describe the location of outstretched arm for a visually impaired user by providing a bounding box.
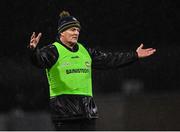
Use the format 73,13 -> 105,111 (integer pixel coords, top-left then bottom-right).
28,32 -> 58,69
87,48 -> 139,70
87,43 -> 156,70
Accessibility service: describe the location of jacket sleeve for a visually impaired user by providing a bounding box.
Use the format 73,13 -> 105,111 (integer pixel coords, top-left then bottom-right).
87,47 -> 139,70
29,44 -> 59,69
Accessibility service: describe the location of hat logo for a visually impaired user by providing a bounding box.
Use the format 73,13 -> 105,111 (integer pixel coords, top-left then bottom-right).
72,17 -> 77,21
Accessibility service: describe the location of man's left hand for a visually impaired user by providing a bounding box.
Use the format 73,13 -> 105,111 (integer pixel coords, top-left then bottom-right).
136,43 -> 156,58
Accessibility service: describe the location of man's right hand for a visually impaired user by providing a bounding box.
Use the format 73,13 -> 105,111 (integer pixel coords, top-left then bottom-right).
29,32 -> 42,49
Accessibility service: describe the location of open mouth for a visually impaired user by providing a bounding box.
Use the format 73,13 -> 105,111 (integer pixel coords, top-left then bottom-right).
72,37 -> 78,39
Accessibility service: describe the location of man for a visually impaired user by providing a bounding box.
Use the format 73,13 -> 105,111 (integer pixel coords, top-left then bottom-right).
28,11 -> 156,130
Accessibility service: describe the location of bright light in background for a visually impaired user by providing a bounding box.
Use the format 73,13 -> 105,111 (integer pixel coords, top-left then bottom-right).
121,79 -> 144,95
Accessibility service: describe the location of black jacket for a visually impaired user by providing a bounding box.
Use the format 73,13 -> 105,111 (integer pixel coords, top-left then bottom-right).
30,41 -> 139,121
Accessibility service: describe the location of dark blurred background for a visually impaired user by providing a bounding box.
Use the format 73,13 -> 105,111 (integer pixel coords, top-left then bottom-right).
0,0 -> 180,130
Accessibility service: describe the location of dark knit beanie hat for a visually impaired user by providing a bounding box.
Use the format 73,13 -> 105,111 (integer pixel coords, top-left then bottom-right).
58,11 -> 81,33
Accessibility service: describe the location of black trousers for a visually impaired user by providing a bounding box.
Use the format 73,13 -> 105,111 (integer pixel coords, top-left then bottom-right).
52,119 -> 96,131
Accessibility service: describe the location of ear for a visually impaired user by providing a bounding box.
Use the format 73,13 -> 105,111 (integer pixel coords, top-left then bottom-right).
60,32 -> 64,37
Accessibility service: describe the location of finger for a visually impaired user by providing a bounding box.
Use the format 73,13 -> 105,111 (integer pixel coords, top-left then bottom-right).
152,49 -> 156,52
36,33 -> 42,43
37,32 -> 42,39
148,49 -> 156,55
139,43 -> 144,49
31,32 -> 35,39
30,38 -> 35,43
136,43 -> 144,51
148,49 -> 156,52
145,48 -> 154,51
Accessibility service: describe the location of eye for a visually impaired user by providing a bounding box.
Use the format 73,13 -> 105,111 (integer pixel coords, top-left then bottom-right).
70,27 -> 80,32
72,28 -> 76,31
77,28 -> 80,32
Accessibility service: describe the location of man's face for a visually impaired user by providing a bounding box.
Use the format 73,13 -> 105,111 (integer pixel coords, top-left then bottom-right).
60,27 -> 80,45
